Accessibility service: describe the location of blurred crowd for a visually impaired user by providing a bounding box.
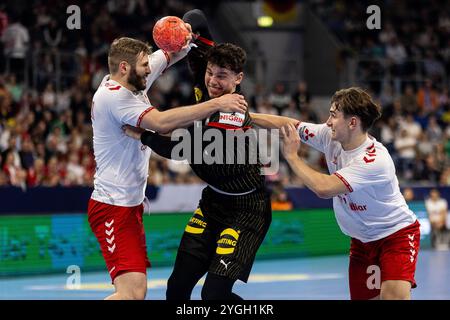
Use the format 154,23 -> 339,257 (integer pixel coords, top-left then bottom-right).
0,1 -> 449,192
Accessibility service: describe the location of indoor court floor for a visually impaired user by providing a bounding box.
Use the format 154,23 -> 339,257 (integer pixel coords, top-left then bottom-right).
0,250 -> 448,300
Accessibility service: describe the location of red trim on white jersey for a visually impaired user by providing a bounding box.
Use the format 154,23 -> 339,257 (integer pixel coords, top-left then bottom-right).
136,107 -> 155,128
334,172 -> 353,192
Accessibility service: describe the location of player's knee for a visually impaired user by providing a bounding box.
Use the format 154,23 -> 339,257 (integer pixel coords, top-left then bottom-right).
380,281 -> 411,300
131,286 -> 147,300
118,281 -> 147,300
133,283 -> 147,300
380,290 -> 410,300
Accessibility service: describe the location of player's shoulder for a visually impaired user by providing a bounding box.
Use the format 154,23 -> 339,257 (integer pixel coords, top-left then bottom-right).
94,80 -> 128,101
298,122 -> 330,143
356,138 -> 392,169
99,80 -> 125,94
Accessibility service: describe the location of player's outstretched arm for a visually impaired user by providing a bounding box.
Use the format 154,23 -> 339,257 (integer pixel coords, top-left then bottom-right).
140,93 -> 247,133
281,123 -> 348,199
182,9 -> 215,86
250,113 -> 300,129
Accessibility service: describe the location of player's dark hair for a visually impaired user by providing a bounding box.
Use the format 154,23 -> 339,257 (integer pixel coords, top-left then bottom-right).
108,37 -> 152,74
205,43 -> 246,74
331,87 -> 382,132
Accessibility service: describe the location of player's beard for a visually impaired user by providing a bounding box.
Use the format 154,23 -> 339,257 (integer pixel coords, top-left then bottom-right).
128,66 -> 146,91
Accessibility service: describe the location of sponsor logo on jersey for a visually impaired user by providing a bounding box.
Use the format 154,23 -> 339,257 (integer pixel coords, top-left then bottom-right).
299,126 -> 315,141
216,228 -> 240,255
218,112 -> 245,127
194,87 -> 203,103
185,207 -> 207,234
349,202 -> 367,211
220,259 -> 231,270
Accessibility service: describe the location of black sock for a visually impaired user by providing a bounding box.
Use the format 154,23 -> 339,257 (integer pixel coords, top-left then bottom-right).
166,252 -> 208,300
201,272 -> 243,300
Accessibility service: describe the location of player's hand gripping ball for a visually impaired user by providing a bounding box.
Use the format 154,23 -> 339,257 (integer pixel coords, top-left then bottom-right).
152,16 -> 190,53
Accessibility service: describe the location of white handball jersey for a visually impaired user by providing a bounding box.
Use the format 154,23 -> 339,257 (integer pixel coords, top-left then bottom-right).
298,122 -> 417,242
90,50 -> 173,206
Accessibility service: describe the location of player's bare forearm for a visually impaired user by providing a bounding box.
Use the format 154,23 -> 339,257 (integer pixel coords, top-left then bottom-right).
140,94 -> 247,133
165,45 -> 191,68
281,123 -> 347,198
284,155 -> 342,198
250,113 -> 299,129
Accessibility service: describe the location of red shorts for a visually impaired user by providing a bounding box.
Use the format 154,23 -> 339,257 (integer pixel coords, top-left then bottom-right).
88,198 -> 150,283
349,220 -> 420,300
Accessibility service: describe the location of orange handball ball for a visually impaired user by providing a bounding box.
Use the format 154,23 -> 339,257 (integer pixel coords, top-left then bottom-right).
152,16 -> 190,53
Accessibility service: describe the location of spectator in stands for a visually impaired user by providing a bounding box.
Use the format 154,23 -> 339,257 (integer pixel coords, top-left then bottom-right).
268,82 -> 291,115
42,82 -> 57,107
440,167 -> 450,186
401,114 -> 422,139
385,37 -> 408,94
394,128 -> 416,180
291,81 -> 311,112
437,88 -> 449,119
416,132 -> 433,159
43,19 -> 62,49
4,74 -> 22,103
417,79 -> 439,114
19,136 -> 35,170
378,22 -> 397,45
0,170 -> 7,186
1,149 -> 26,188
422,154 -> 443,184
1,13 -> 29,82
402,187 -> 415,203
400,85 -> 418,115
66,151 -> 85,186
281,100 -> 301,120
423,50 -> 445,83
270,182 -> 293,211
27,156 -> 44,187
379,84 -> 395,109
256,98 -> 278,115
425,189 -> 449,250
426,115 -> 443,144
42,155 -> 64,186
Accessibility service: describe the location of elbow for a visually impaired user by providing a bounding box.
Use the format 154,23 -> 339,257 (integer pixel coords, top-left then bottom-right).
154,122 -> 171,134
314,186 -> 333,199
142,113 -> 171,134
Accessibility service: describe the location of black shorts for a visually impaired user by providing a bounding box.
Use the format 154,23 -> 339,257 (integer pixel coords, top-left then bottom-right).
177,187 -> 272,282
